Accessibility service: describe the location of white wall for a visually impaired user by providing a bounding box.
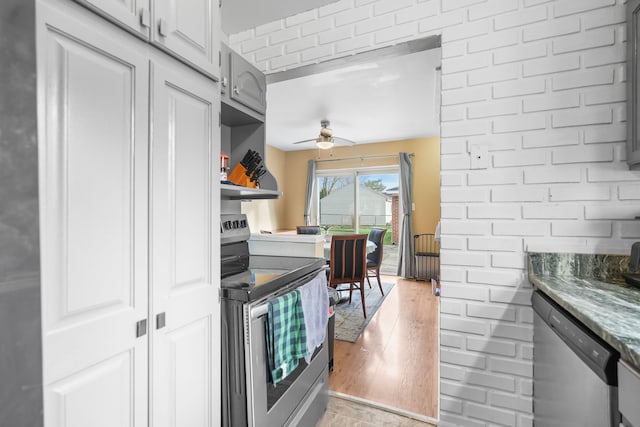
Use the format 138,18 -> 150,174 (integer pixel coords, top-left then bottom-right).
230,1 -> 640,425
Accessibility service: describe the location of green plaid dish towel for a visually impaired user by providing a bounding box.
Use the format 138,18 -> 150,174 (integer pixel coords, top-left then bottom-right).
266,290 -> 308,385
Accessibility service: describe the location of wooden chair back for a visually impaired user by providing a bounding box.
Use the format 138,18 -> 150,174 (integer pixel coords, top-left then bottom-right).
366,228 -> 387,266
328,234 -> 368,288
365,228 -> 387,295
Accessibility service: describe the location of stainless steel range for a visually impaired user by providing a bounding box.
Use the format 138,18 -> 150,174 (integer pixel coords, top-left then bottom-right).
220,214 -> 329,427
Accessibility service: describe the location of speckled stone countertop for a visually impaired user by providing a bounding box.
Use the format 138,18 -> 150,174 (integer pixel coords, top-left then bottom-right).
528,252 -> 640,371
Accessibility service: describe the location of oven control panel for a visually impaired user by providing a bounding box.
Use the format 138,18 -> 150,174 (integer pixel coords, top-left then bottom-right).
221,213 -> 251,245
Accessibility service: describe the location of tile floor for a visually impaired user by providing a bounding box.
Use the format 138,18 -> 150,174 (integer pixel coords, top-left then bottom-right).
317,396 -> 437,427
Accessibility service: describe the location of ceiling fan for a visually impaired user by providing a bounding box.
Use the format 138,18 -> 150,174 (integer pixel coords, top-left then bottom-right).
292,119 -> 355,150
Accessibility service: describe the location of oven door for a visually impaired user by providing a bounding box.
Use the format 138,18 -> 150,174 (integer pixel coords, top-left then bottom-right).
245,299 -> 328,427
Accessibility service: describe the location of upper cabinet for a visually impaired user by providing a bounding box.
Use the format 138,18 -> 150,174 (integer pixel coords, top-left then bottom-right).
152,0 -> 220,80
71,0 -> 220,80
627,0 -> 640,169
221,43 -> 266,117
70,0 -> 150,37
230,52 -> 266,114
220,43 -> 279,199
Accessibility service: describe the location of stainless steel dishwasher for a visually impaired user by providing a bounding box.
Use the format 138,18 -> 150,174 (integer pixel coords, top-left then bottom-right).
532,291 -> 619,427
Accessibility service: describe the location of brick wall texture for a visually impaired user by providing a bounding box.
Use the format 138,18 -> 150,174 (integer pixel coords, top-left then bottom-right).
229,0 -> 640,425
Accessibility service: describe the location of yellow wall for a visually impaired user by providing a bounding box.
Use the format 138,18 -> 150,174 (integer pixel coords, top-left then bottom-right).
243,137 -> 440,235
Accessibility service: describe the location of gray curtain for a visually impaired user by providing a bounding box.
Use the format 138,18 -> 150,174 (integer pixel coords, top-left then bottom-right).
397,152 -> 415,278
303,159 -> 316,225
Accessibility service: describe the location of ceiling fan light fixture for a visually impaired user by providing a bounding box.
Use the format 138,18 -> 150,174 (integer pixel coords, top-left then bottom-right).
316,136 -> 334,149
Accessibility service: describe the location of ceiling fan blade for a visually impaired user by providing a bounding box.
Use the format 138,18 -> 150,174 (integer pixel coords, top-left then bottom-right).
333,136 -> 356,145
291,138 -> 316,145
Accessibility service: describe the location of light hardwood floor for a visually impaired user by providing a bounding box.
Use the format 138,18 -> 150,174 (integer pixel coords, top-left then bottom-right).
328,275 -> 439,419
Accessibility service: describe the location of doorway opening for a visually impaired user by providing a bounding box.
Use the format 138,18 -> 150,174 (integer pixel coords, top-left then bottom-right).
266,35 -> 442,424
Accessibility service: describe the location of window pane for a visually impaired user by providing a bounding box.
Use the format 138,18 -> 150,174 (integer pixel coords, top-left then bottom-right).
358,173 -> 397,243
318,175 -> 354,234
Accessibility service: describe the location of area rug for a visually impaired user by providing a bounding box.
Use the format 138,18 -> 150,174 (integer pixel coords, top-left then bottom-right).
333,281 -> 395,342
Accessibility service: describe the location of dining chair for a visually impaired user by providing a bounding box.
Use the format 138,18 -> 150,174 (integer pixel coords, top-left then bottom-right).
365,228 -> 387,295
296,225 -> 321,235
328,234 -> 368,318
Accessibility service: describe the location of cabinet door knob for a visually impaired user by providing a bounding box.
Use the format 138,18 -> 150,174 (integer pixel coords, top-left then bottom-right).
139,8 -> 150,28
136,319 -> 147,338
158,19 -> 168,37
222,77 -> 228,88
233,86 -> 240,95
156,312 -> 166,330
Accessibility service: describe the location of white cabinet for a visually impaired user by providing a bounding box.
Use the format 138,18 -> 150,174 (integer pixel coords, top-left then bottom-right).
152,0 -> 220,80
220,42 -> 280,198
229,50 -> 266,115
71,0 -> 220,79
38,3 -> 150,425
619,361 -> 640,427
149,52 -> 220,427
221,43 -> 266,117
37,1 -> 220,425
627,0 -> 640,169
70,0 -> 150,37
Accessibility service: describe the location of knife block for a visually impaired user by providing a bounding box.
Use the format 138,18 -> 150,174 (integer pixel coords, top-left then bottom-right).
227,163 -> 257,188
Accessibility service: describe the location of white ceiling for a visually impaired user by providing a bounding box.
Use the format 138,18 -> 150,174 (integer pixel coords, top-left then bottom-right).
221,0 -> 339,35
266,48 -> 441,152
222,1 -> 442,152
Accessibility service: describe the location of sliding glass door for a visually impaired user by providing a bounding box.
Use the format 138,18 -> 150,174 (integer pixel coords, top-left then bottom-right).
317,167 -> 398,243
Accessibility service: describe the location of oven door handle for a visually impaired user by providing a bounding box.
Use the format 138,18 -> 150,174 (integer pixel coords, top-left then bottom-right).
250,303 -> 269,319
249,269 -> 324,320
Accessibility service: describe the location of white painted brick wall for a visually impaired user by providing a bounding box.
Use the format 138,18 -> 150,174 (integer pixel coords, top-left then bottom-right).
524,166 -> 582,184
467,302 -> 517,321
441,333 -> 465,349
468,204 -> 521,219
443,236 -> 466,251
441,266 -> 465,283
228,0 -> 640,425
494,42 -> 547,65
620,184 -> 640,200
489,356 -> 533,377
522,128 -> 580,148
621,222 -> 640,238
523,91 -> 580,112
492,253 -> 527,269
492,77 -> 546,98
465,370 -> 515,392
467,269 -> 525,287
469,170 -> 522,186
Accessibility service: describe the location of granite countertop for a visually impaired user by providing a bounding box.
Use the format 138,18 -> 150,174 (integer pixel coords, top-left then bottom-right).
528,252 -> 640,371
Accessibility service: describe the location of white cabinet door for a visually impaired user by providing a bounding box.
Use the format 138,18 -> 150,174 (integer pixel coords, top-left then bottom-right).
72,0 -> 220,80
149,51 -> 220,427
72,0 -> 151,38
152,0 -> 220,80
37,1 -> 149,426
